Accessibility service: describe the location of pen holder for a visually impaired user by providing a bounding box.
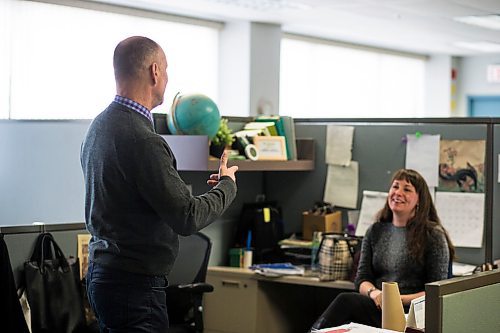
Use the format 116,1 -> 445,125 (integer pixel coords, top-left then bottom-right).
243,249 -> 253,268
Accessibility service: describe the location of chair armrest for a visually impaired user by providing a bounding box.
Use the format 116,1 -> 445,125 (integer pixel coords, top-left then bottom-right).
175,282 -> 214,294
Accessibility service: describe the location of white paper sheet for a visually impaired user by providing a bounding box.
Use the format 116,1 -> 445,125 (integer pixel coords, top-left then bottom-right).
406,295 -> 425,330
405,134 -> 440,187
316,323 -> 401,333
435,192 -> 485,248
325,125 -> 354,166
452,262 -> 476,276
323,161 -> 359,209
355,190 -> 388,237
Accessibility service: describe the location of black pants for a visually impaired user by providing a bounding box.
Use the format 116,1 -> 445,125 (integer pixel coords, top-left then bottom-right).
310,292 -> 381,331
87,262 -> 169,333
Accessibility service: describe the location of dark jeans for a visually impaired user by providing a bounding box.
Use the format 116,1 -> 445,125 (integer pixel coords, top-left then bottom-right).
86,262 -> 169,333
310,292 -> 381,331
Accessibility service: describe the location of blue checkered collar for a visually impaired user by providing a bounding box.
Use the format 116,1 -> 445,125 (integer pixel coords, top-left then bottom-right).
114,95 -> 153,124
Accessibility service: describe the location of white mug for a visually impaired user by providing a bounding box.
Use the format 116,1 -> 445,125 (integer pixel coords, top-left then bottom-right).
243,249 -> 253,268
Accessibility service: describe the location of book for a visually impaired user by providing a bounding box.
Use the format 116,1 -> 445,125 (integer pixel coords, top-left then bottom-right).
255,115 -> 286,137
281,116 -> 297,160
255,115 -> 290,159
243,121 -> 278,136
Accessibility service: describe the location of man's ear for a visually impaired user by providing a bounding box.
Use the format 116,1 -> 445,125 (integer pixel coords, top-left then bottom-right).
151,62 -> 159,85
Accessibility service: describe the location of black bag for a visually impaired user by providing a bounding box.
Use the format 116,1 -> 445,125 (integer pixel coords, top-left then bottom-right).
24,233 -> 86,333
233,201 -> 285,264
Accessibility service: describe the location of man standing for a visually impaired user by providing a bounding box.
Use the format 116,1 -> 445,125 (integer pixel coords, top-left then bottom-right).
81,36 -> 238,332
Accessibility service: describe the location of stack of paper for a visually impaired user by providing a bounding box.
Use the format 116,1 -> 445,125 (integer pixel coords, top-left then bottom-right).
452,262 -> 477,276
313,322 -> 401,333
249,263 -> 304,277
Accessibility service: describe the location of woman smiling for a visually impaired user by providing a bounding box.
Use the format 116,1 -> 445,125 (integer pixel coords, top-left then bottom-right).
310,169 -> 455,330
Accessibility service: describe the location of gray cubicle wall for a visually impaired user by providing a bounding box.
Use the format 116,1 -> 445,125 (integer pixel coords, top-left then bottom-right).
265,119 -> 496,265
0,119 -> 263,272
0,120 -> 90,226
2,119 -> 497,272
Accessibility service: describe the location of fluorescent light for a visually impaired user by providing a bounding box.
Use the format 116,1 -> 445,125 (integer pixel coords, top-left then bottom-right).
454,41 -> 500,53
454,15 -> 500,30
205,0 -> 311,11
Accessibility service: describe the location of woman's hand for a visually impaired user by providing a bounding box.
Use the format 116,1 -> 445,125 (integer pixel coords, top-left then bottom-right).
370,289 -> 382,309
400,291 -> 425,307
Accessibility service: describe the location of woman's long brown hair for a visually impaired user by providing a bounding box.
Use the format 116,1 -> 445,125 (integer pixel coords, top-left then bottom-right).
376,169 -> 455,263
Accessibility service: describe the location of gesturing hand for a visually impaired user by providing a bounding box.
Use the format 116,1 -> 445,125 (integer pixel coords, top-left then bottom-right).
207,150 -> 238,187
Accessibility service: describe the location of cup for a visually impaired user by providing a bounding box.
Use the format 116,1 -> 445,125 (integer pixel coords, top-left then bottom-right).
243,249 -> 253,268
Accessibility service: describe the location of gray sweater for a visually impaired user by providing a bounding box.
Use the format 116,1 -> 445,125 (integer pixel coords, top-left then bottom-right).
80,102 -> 237,276
354,221 -> 449,294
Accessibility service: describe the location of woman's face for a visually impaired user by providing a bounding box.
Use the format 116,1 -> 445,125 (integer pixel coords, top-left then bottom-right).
388,178 -> 419,217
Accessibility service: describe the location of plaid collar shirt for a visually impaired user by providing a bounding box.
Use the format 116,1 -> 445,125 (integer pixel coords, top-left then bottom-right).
114,95 -> 153,124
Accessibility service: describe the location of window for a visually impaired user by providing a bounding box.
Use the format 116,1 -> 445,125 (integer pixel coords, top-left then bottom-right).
279,36 -> 425,118
5,1 -> 219,119
0,0 -> 12,119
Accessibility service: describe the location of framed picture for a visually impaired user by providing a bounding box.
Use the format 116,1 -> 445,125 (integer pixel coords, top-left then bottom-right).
77,234 -> 91,279
253,136 -> 287,161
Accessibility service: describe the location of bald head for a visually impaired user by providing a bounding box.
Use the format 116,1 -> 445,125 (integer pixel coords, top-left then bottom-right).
113,36 -> 168,110
113,36 -> 161,81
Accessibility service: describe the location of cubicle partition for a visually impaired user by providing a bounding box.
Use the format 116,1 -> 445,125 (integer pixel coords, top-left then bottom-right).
0,223 -> 88,288
425,269 -> 500,333
1,118 -> 499,281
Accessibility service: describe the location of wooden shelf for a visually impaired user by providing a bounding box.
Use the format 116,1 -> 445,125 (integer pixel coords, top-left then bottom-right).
207,137 -> 315,171
162,134 -> 315,172
208,158 -> 314,171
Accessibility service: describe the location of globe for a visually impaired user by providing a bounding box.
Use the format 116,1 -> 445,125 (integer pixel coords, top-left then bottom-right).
167,93 -> 221,139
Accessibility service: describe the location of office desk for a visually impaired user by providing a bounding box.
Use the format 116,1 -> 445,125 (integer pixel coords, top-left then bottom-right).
204,266 -> 355,333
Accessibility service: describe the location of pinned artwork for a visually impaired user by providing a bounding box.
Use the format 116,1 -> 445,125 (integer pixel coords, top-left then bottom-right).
438,140 -> 485,193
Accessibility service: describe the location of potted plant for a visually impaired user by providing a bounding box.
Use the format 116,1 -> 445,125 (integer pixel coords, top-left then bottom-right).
210,118 -> 234,157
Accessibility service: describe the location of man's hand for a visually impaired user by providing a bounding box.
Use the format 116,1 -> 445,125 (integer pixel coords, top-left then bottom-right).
207,150 -> 238,186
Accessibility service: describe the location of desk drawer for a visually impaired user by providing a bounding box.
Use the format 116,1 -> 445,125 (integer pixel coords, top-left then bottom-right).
204,274 -> 259,333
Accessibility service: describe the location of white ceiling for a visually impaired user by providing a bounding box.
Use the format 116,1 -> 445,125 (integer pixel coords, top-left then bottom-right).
97,0 -> 500,56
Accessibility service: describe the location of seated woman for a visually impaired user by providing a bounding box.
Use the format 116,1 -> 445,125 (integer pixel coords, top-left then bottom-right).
310,169 -> 455,330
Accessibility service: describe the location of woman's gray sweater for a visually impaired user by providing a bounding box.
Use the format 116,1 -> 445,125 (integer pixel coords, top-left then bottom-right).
354,221 -> 450,294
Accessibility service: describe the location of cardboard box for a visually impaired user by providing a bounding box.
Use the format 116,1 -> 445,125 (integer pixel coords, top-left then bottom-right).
302,211 -> 342,240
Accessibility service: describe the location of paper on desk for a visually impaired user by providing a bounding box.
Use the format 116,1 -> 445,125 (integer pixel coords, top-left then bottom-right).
405,134 -> 440,187
250,263 -> 304,277
324,162 -> 359,209
355,191 -> 388,237
382,282 -> 406,332
315,322 -> 402,333
435,192 -> 484,248
325,125 -> 354,166
405,295 -> 425,330
452,262 -> 476,276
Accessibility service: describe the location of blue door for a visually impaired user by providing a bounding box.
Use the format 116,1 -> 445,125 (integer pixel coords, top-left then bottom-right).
468,96 -> 500,117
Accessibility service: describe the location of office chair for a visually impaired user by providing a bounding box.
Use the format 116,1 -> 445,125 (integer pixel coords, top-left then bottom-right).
166,232 -> 214,333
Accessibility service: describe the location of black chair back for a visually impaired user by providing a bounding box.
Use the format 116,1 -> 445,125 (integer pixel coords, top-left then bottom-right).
166,232 -> 213,333
168,232 -> 212,286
